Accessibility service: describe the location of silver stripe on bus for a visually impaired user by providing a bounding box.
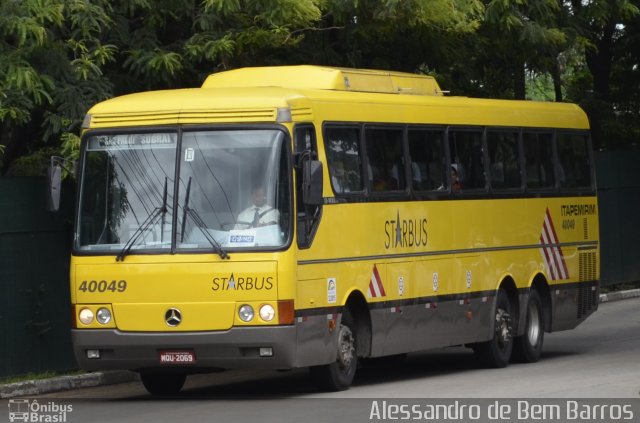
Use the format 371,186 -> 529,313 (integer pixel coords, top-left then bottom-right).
297,241 -> 599,265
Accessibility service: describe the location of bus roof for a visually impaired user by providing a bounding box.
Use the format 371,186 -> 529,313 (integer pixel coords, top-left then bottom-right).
86,66 -> 589,130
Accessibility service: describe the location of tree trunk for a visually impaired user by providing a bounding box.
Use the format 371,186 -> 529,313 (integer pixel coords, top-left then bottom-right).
0,123 -> 14,175
551,56 -> 563,102
513,62 -> 526,100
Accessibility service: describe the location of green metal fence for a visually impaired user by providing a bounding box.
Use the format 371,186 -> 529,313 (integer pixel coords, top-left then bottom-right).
595,149 -> 640,286
0,150 -> 638,377
0,177 -> 75,378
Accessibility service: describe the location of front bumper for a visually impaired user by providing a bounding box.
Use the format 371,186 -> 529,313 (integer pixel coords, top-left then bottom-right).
72,325 -> 296,372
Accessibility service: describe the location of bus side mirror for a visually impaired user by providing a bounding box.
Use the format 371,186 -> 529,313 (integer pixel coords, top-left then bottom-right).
47,159 -> 63,212
47,156 -> 76,212
303,159 -> 323,205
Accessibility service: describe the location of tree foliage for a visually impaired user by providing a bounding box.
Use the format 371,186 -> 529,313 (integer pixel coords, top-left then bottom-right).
0,0 -> 638,174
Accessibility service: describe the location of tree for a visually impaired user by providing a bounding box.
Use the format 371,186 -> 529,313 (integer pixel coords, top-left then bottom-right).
0,0 -> 324,175
563,0 -> 639,149
0,0 -> 116,174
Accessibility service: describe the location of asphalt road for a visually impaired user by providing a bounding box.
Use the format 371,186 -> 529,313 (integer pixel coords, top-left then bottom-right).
15,297 -> 640,422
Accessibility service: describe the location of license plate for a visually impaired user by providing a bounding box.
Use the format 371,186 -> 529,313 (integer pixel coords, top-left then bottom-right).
159,350 -> 196,364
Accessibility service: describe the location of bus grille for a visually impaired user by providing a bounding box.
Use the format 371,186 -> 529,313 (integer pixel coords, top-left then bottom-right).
578,251 -> 597,282
577,283 -> 598,319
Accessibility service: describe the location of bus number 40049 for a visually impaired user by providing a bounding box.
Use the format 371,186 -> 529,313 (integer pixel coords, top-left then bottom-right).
78,280 -> 127,293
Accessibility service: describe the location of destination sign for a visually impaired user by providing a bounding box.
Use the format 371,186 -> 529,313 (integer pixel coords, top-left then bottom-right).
87,133 -> 177,151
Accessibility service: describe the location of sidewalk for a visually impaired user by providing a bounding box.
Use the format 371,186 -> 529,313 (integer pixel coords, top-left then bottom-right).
2,289 -> 639,399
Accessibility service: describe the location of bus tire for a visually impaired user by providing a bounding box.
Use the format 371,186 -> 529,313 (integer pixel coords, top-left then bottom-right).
473,288 -> 513,368
512,289 -> 544,363
310,309 -> 357,391
140,372 -> 186,396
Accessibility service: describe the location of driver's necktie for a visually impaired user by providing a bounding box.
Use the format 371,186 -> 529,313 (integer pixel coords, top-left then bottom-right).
252,208 -> 260,227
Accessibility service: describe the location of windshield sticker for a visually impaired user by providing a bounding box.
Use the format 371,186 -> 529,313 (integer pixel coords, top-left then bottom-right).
228,230 -> 256,247
87,133 -> 176,151
184,148 -> 195,162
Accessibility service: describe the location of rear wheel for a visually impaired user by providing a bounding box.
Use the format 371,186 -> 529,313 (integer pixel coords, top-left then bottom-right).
512,289 -> 544,363
310,309 -> 357,391
140,372 -> 186,396
473,288 -> 514,368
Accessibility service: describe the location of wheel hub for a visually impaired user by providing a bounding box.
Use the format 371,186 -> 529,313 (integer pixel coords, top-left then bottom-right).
495,308 -> 512,347
337,324 -> 355,369
527,302 -> 541,345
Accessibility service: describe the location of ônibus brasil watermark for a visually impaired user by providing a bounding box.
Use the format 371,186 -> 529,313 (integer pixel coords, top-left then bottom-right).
7,399 -> 73,423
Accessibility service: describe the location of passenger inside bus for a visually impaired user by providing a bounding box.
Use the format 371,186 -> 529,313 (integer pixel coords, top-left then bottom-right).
451,164 -> 463,191
331,161 -> 349,193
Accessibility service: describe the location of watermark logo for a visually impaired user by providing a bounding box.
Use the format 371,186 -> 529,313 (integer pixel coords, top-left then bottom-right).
8,399 -> 73,422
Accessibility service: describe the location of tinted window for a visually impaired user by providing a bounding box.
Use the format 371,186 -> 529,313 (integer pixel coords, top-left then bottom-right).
295,125 -> 316,152
523,132 -> 555,189
365,128 -> 405,192
487,131 -> 521,189
325,127 -> 363,193
557,133 -> 592,189
408,129 -> 446,191
449,130 -> 486,190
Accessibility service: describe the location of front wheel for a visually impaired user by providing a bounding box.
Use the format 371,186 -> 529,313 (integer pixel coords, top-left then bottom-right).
473,288 -> 514,368
512,289 -> 544,363
310,309 -> 358,391
140,372 -> 186,396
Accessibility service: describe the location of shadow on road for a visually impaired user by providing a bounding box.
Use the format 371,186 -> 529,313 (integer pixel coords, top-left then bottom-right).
107,345 -> 583,400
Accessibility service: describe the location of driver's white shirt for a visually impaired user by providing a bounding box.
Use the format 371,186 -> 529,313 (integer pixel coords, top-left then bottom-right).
235,204 -> 279,229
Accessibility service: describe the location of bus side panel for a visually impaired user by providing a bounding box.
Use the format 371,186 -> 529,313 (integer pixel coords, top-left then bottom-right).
293,276 -> 339,367
549,280 -> 599,332
294,310 -> 338,367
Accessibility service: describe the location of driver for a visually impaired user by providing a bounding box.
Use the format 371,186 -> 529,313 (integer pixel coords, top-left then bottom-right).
235,186 -> 279,229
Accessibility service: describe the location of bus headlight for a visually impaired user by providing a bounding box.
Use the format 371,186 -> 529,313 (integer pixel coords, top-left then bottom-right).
96,308 -> 112,325
78,308 -> 94,325
259,304 -> 275,322
239,305 -> 254,322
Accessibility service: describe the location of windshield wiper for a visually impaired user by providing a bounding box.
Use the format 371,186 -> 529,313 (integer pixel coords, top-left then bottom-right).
116,177 -> 168,262
180,176 -> 229,260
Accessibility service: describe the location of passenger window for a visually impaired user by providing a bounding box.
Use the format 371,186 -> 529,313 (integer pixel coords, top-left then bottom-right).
449,130 -> 486,191
295,125 -> 316,153
325,127 -> 363,193
487,131 -> 521,189
365,128 -> 405,192
523,132 -> 555,189
557,133 -> 592,189
408,129 -> 446,191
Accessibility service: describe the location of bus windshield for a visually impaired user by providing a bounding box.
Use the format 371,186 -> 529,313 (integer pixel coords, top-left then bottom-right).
77,128 -> 291,253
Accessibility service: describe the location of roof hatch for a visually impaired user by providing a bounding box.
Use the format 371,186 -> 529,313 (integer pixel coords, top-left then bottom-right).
201,65 -> 443,96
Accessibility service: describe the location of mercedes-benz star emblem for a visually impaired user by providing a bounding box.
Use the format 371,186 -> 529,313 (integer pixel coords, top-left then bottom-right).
165,308 -> 182,327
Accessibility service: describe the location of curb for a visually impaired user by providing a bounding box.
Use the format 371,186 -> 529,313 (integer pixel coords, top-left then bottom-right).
599,288 -> 640,303
1,289 -> 639,399
0,371 -> 138,399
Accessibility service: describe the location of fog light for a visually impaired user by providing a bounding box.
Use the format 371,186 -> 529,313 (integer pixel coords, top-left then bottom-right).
259,347 -> 273,357
96,307 -> 112,324
239,305 -> 254,322
79,308 -> 94,325
86,349 -> 100,359
259,304 -> 275,322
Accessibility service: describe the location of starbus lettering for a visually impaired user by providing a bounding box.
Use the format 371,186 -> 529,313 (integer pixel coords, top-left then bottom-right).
211,273 -> 274,291
384,210 -> 428,249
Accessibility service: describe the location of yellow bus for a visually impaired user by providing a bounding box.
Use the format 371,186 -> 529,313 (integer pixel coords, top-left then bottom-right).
55,65 -> 599,394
